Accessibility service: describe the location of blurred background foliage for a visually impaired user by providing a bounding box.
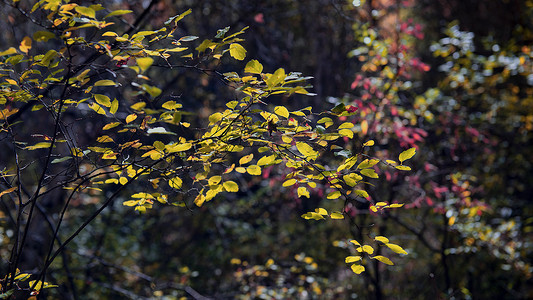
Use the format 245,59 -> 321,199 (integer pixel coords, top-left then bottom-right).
1,0 -> 532,299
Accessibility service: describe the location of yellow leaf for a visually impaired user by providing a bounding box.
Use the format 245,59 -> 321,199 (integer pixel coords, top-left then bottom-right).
94,80 -> 117,86
94,94 -> 111,107
110,99 -> 119,114
327,191 -> 341,199
223,181 -> 239,192
349,239 -> 361,246
162,101 -> 182,110
338,122 -> 354,129
119,177 -> 128,185
25,142 -> 51,150
330,211 -> 344,219
282,178 -> 297,187
126,113 -> 137,124
244,59 -> 263,74
298,187 -> 310,198
96,135 -> 114,143
123,200 -> 139,206
103,122 -> 120,130
370,205 -> 377,212
372,255 -> 394,265
296,142 -> 318,159
194,194 -> 205,207
0,47 -> 17,56
374,236 -> 389,243
88,102 -> 107,115
257,154 -> 275,166
363,140 -> 375,146
339,129 -> 354,139
386,243 -> 408,255
362,245 -> 374,254
19,36 -> 32,53
274,106 -> 289,118
229,43 -> 246,60
208,175 -> 222,186
235,167 -> 246,173
351,264 -> 365,274
389,203 -> 404,208
239,154 -> 254,165
75,6 -> 95,18
247,165 -> 261,175
345,256 -> 361,263
136,57 -> 154,72
360,168 -> 378,178
168,177 -> 182,189
399,147 -> 416,163
395,165 -> 411,171
0,187 -> 17,198
167,142 -> 192,153
315,208 -> 328,215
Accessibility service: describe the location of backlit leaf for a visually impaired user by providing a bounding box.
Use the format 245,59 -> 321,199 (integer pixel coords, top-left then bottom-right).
208,176 -> 222,186
327,191 -> 341,199
399,147 -> 416,163
229,43 -> 246,60
247,165 -> 261,175
244,59 -> 263,74
223,181 -> 239,192
351,264 -> 365,274
137,57 -> 154,72
25,142 -> 51,150
374,236 -> 389,243
360,168 -> 378,178
274,106 -> 289,118
345,256 -> 361,263
168,177 -> 183,189
372,255 -> 394,265
282,179 -> 297,187
296,142 -> 318,159
94,94 -> 111,107
298,187 -> 310,198
126,114 -> 137,124
330,212 -> 344,219
386,243 -> 408,255
239,154 -> 254,165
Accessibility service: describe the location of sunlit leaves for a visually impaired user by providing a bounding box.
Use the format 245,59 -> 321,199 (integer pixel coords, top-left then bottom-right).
25,142 -> 51,150
296,142 -> 318,160
168,177 -> 183,189
223,181 -> 239,192
274,106 -> 289,118
385,243 -> 408,255
244,59 -> 263,74
399,147 -> 416,163
229,43 -> 246,60
372,255 -> 394,265
136,57 -> 153,72
19,36 -> 32,53
351,264 -> 365,274
345,256 -> 361,263
297,186 -> 310,198
246,165 -> 261,175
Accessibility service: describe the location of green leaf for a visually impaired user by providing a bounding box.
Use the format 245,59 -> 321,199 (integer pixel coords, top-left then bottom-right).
244,59 -> 263,74
266,68 -> 286,88
399,147 -> 416,163
229,43 -> 246,60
